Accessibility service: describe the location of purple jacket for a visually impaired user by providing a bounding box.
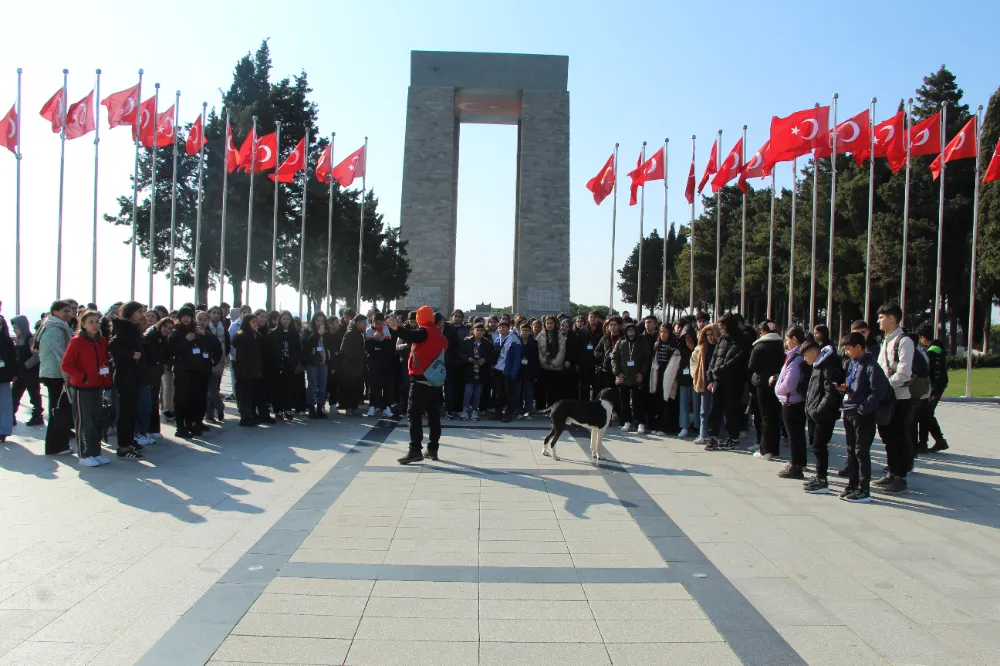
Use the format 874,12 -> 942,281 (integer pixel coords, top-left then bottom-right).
774,347 -> 806,405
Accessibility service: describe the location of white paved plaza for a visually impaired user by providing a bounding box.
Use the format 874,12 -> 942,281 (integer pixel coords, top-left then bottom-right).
1,399 -> 999,665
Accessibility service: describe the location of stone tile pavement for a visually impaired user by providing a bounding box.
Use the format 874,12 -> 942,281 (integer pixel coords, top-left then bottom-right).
1,398 -> 999,665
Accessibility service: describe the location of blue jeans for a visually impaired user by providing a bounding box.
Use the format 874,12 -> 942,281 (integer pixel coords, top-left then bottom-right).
206,373 -> 224,420
463,383 -> 483,412
306,365 -> 328,406
695,390 -> 713,439
136,386 -> 152,434
518,379 -> 534,414
0,383 -> 12,436
678,385 -> 696,429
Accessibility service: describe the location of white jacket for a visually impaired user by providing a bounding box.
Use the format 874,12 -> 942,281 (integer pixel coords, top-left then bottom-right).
878,327 -> 913,400
649,344 -> 681,401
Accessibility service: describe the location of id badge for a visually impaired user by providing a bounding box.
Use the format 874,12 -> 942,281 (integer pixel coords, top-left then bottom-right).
626,360 -> 635,367
521,359 -> 528,365
192,347 -> 201,354
682,368 -> 690,376
316,345 -> 324,352
99,367 -> 109,376
586,344 -> 594,350
202,353 -> 209,359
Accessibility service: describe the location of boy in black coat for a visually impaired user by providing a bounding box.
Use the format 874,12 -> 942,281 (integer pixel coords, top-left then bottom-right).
801,338 -> 844,494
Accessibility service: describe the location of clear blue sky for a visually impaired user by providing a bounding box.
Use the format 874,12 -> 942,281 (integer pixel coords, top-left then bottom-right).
2,0 -> 998,321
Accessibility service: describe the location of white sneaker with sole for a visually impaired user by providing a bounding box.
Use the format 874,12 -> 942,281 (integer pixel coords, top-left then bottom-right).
637,424 -> 647,435
79,457 -> 100,467
382,407 -> 393,417
367,406 -> 376,417
94,455 -> 111,465
620,422 -> 631,432
471,410 -> 480,421
679,428 -> 691,438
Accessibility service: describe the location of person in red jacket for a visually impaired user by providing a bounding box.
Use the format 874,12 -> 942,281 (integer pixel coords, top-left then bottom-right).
61,310 -> 125,465
386,306 -> 447,464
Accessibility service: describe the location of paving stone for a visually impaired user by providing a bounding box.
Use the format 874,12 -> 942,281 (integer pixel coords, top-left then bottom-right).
0,640 -> 104,666
479,583 -> 586,600
582,583 -> 691,600
265,578 -> 374,597
605,641 -> 743,665
479,642 -> 611,665
344,639 -> 478,666
479,618 -> 603,643
480,599 -> 594,620
362,596 -> 478,618
371,580 -> 477,599
596,618 -> 723,643
354,615 -> 478,641
588,599 -> 708,620
212,635 -> 350,665
232,612 -> 360,639
249,592 -> 368,616
778,625 -> 891,666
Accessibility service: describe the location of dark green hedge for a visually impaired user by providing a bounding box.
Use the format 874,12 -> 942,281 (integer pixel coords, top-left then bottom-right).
946,354 -> 1000,370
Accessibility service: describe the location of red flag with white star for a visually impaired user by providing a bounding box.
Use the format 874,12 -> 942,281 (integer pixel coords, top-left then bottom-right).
738,140 -> 771,193
101,83 -> 139,129
711,138 -> 743,193
269,138 -> 306,183
815,108 -> 870,167
1,105 -> 19,154
767,106 -> 830,168
332,145 -> 365,187
315,143 -> 333,183
984,137 -> 1000,184
586,152 -> 615,206
65,90 -> 96,141
930,116 -> 977,180
697,139 -> 718,194
186,112 -> 206,156
39,87 -> 65,133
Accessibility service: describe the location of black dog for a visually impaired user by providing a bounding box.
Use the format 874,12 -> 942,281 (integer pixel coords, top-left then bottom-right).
541,388 -> 615,464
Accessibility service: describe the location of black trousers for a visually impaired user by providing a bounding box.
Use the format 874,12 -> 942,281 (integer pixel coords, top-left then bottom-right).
173,371 -> 201,429
368,370 -> 391,410
781,402 -> 808,467
42,378 -> 65,422
273,370 -> 296,413
708,380 -> 744,440
449,371 -> 465,413
877,398 -> 916,478
579,370 -> 599,401
116,383 -> 139,448
807,417 -> 836,478
917,398 -> 945,448
844,412 -> 876,492
408,380 -> 441,453
237,377 -> 268,420
537,370 -> 563,410
12,372 -> 43,420
618,384 -> 643,425
339,375 -> 364,410
148,382 -> 162,434
756,385 -> 782,456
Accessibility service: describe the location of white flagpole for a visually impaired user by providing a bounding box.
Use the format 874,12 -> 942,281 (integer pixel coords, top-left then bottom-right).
56,69 -> 68,298
808,103 -> 819,331
827,93 -> 838,328
91,69 -> 101,304
130,69 -> 144,300
767,171 -> 775,319
219,108 -> 230,306
713,130 -> 721,319
932,101 -> 948,336
689,135 -> 695,315
965,106 -> 983,398
298,128 -> 310,319
14,68 -> 22,314
194,102 -> 207,304
608,143 -> 619,314
900,98 -> 913,322
168,90 -> 180,310
325,132 -> 336,312
662,138 -> 669,317
637,141 -> 646,319
244,116 -> 257,306
148,83 -> 159,307
740,125 -> 747,315
789,157 -> 798,327
270,122 -> 282,309
864,97 -> 877,321
355,136 -> 368,310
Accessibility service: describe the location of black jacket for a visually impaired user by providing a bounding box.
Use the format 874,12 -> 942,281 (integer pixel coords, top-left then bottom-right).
302,331 -> 335,367
365,328 -> 395,373
709,329 -> 751,384
595,334 -> 622,375
340,329 -> 366,377
748,333 -> 785,388
805,346 -> 845,422
458,335 -> 494,384
578,325 -> 603,373
108,318 -> 145,389
168,323 -> 207,374
267,326 -> 302,374
444,323 -> 468,367
141,327 -> 169,387
925,340 -> 949,398
232,330 -> 263,380
0,321 -> 15,384
199,329 -> 224,373
842,352 -> 890,417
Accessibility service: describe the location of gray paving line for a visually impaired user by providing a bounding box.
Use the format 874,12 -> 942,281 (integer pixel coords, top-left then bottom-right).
279,562 -> 679,584
569,429 -> 807,666
135,420 -> 397,666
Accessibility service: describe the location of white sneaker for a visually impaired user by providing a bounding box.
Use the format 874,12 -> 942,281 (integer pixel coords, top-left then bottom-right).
382,407 -> 393,417
471,410 -> 480,421
620,422 -> 631,432
637,424 -> 647,435
679,428 -> 691,438
459,410 -> 469,420
753,451 -> 765,459
150,433 -> 163,439
138,434 -> 154,446
367,406 -> 376,417
55,449 -> 73,456
79,457 -> 100,467
95,455 -> 111,465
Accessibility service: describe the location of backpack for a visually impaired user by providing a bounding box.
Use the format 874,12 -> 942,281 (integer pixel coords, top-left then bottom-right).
909,347 -> 931,397
412,345 -> 447,387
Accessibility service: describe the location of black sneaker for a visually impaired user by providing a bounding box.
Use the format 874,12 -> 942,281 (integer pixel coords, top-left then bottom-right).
872,474 -> 893,488
239,418 -> 258,427
803,477 -> 829,494
718,437 -> 740,450
703,438 -> 721,451
777,464 -> 805,480
838,485 -> 858,499
398,451 -> 424,465
842,489 -> 872,503
928,440 -> 949,453
424,449 -> 440,462
26,415 -> 45,427
882,477 -> 908,494
836,466 -> 849,478
117,446 -> 144,461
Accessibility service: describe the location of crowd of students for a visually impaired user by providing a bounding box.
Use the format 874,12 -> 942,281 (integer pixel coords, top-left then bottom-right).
1,299 -> 950,494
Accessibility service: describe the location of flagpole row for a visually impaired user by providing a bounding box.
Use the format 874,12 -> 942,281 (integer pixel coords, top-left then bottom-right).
739,125 -> 747,315
130,70 -> 143,301
609,143 -> 618,314
689,135 -> 695,316
713,130 -> 721,319
148,82 -> 159,307
15,68 -> 23,314
271,122 -> 282,309
767,171 -> 775,319
168,90 -> 180,310
245,115 -> 257,307
864,98 -> 877,322
325,132 -> 335,313
900,98 -> 913,323
965,106 -> 983,398
91,69 -> 101,305
789,157 -> 798,327
298,128 -> 310,319
932,101 -> 948,336
808,102 -> 820,331
355,136 -> 368,310
56,68 -> 68,299
827,92 -> 838,328
662,138 -> 669,317
635,141 -> 646,319
219,108 -> 230,307
194,102 -> 207,304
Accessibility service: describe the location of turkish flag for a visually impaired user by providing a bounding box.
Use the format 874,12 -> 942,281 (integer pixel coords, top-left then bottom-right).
269,138 -> 306,183
585,153 -> 615,206
237,128 -> 256,170
857,110 -> 905,171
101,83 -> 139,129
983,137 -> 1000,184
627,147 -> 665,206
1,105 -> 19,154
225,120 -> 241,173
65,91 -> 96,141
711,138 -> 743,193
39,87 -> 65,133
908,112 -> 942,159
152,105 -> 176,148
186,113 -> 206,156
738,140 -> 771,194
315,143 -> 333,183
697,139 -> 718,194
815,109 -> 870,167
684,160 -> 695,204
134,103 -> 176,148
767,106 -> 830,167
241,131 -> 277,172
627,152 -> 642,206
930,116 -> 977,180
332,145 -> 365,187
131,97 -> 155,146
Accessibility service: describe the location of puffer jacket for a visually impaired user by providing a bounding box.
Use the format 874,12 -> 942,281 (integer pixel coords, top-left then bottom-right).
142,326 -> 169,387
537,331 -> 567,371
748,333 -> 784,388
805,346 -> 844,422
708,328 -> 750,385
37,316 -> 74,380
107,318 -> 145,391
611,336 -> 651,387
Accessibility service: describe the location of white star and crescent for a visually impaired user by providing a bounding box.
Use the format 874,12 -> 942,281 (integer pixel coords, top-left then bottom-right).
911,129 -> 930,148
746,151 -> 763,170
645,156 -> 657,176
257,144 -> 272,163
801,118 -> 820,140
7,118 -> 16,139
951,131 -> 966,153
840,121 -> 860,144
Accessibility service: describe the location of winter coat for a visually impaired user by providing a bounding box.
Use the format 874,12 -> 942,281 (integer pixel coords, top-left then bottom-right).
492,331 -> 522,379
925,340 -> 949,398
207,320 -> 230,374
61,332 -> 113,389
708,328 -> 750,385
611,336 -> 651,388
107,318 -> 145,391
517,336 -> 540,381
0,319 -> 16,384
774,347 -> 809,405
805,346 -> 844,422
232,331 -> 264,380
142,327 -> 169,387
690,343 -> 715,393
168,323 -> 207,375
842,353 -> 890,417
199,329 -> 224,374
10,315 -> 39,376
748,333 -> 785,388
676,339 -> 694,388
227,320 -> 242,361
563,330 -> 583,371
365,326 -> 395,373
537,331 -> 567,371
444,323 -> 468,367
459,335 -> 494,384
578,325 -> 603,374
302,331 -> 335,367
340,329 -> 367,377
649,339 -> 681,400
595,334 -> 622,375
268,326 -> 303,374
37,316 -> 74,380
878,327 -> 914,400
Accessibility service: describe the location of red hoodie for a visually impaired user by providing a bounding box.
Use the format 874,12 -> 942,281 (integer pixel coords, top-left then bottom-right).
61,333 -> 113,389
399,306 -> 447,378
